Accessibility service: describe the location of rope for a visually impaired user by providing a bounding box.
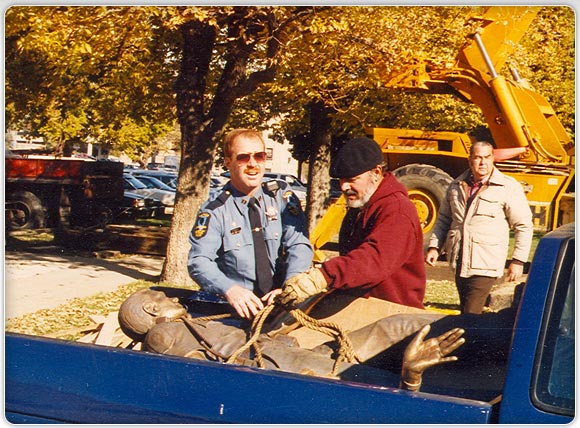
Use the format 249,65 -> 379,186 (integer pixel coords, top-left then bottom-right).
226,302 -> 360,376
192,313 -> 232,322
226,304 -> 275,366
188,300 -> 360,376
289,307 -> 360,375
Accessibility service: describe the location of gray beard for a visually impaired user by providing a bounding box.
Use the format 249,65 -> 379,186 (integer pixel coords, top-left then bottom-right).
345,184 -> 375,209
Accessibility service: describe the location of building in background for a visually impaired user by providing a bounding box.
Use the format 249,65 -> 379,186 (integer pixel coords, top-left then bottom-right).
261,130 -> 300,177
5,130 -> 46,152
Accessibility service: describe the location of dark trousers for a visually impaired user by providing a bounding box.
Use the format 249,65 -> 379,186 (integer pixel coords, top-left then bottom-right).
455,273 -> 497,314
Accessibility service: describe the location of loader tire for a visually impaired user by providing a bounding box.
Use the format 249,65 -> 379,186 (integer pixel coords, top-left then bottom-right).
393,164 -> 453,237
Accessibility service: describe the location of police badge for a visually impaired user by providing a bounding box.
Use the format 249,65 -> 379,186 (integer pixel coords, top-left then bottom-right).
265,206 -> 278,221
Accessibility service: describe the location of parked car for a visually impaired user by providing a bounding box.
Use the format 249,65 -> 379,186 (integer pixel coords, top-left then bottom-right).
263,173 -> 307,207
122,174 -> 175,215
128,169 -> 223,202
263,172 -> 307,193
132,175 -> 176,192
220,171 -> 307,206
125,169 -> 178,189
118,192 -> 163,220
208,177 -> 224,200
146,162 -> 178,172
145,162 -> 164,170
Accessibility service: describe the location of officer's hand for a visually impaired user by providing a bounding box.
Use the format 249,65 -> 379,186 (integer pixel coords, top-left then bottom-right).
225,285 -> 264,319
425,248 -> 439,266
277,268 -> 328,307
400,324 -> 465,391
262,289 -> 282,306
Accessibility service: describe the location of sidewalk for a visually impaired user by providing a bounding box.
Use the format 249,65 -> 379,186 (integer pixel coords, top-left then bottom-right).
4,247 -> 165,319
4,243 -> 455,320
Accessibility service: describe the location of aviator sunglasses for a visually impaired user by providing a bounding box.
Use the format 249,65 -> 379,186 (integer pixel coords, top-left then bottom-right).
235,151 -> 267,164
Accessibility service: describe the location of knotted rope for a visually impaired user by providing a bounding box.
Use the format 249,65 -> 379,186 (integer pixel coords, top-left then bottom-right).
215,302 -> 360,376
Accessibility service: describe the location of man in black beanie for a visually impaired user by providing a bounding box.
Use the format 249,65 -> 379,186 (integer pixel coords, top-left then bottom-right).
278,137 -> 427,309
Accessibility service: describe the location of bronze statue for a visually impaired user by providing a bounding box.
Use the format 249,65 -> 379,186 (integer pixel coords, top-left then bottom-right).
119,288 -> 466,391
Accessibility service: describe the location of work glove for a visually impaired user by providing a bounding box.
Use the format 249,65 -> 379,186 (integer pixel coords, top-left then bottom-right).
277,268 -> 328,307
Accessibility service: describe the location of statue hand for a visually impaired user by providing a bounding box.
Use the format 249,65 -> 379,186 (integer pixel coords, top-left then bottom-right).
400,324 -> 465,391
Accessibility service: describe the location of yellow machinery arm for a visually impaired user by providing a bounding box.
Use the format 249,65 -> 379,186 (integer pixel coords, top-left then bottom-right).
456,7 -> 540,75
309,195 -> 347,263
311,6 -> 574,261
383,6 -> 573,165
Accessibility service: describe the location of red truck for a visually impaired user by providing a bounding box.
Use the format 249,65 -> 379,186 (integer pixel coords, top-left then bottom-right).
5,156 -> 124,230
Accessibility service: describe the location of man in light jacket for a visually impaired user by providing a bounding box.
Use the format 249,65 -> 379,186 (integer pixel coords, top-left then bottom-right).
425,141 -> 533,314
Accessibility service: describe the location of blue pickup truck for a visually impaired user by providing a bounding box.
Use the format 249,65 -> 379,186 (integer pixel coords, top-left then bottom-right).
5,223 -> 574,424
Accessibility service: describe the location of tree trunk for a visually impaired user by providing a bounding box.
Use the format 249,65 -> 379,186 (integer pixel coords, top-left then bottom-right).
306,101 -> 333,233
160,12 -> 287,285
160,131 -> 215,286
160,20 -> 219,286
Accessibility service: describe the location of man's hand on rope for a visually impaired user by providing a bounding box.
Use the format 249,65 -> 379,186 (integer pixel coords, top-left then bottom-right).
276,268 -> 328,307
225,285 -> 265,319
261,289 -> 282,306
400,324 -> 465,391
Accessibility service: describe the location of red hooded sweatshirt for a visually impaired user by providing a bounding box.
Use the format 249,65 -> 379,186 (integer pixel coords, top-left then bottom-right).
320,172 -> 426,309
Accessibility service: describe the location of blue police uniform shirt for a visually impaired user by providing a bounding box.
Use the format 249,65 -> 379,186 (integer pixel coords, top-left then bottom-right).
187,180 -> 313,296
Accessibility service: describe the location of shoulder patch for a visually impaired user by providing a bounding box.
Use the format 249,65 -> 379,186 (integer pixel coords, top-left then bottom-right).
283,190 -> 301,216
193,212 -> 211,239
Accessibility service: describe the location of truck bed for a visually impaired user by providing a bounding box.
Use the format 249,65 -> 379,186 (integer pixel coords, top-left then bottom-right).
5,224 -> 575,424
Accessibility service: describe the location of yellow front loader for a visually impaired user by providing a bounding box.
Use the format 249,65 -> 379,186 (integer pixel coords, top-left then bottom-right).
311,6 -> 574,262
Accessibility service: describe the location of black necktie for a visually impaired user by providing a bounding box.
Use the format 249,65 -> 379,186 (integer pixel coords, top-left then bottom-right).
248,197 -> 272,296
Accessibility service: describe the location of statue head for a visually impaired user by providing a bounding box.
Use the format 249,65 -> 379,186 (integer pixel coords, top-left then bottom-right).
118,288 -> 188,341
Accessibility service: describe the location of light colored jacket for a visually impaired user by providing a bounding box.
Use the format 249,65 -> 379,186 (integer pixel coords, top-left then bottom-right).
428,168 -> 533,278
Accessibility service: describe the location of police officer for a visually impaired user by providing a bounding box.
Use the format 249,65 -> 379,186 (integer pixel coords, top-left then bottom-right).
188,129 -> 313,319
